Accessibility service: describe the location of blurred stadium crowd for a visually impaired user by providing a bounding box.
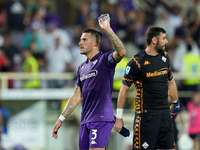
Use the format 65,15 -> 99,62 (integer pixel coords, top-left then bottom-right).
0,0 -> 200,149
0,0 -> 200,88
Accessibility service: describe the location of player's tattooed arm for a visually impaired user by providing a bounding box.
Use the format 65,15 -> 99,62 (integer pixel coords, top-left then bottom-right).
98,15 -> 126,62
106,29 -> 125,51
105,29 -> 126,62
61,86 -> 82,118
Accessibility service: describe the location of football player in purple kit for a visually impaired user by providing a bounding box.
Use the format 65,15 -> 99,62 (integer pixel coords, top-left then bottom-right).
52,14 -> 126,150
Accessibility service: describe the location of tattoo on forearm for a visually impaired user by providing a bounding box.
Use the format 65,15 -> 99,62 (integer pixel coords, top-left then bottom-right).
106,30 -> 125,51
63,103 -> 75,117
67,104 -> 74,115
62,86 -> 82,118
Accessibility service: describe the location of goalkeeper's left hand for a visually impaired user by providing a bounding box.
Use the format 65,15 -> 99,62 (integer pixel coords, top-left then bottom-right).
170,100 -> 180,121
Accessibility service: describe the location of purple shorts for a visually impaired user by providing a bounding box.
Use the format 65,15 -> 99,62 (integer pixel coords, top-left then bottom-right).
79,121 -> 114,150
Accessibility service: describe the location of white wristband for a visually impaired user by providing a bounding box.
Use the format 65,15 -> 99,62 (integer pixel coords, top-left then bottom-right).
116,108 -> 123,119
172,100 -> 178,103
59,115 -> 65,122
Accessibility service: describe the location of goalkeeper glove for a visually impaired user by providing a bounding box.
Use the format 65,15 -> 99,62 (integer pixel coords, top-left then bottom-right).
119,126 -> 130,137
170,100 -> 180,121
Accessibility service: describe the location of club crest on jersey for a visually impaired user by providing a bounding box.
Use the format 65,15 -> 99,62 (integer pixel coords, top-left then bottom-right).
142,142 -> 149,149
125,66 -> 131,74
162,56 -> 166,62
93,59 -> 98,65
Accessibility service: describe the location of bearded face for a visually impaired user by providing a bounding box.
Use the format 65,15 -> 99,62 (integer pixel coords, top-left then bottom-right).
155,38 -> 167,53
154,34 -> 168,53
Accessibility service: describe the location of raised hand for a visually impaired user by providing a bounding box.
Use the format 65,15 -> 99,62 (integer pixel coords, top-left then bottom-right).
98,14 -> 111,30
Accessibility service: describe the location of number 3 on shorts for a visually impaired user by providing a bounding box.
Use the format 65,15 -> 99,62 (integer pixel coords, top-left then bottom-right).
91,129 -> 97,140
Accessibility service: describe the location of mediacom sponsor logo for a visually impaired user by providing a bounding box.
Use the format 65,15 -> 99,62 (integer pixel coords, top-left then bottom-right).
146,68 -> 168,78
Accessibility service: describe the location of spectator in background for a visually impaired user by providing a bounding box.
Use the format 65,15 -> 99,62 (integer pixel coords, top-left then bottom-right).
1,32 -> 20,88
173,33 -> 200,73
45,21 -> 71,53
22,21 -> 44,54
0,101 -> 10,150
143,1 -> 156,26
187,91 -> 200,150
0,7 -> 6,33
1,32 -> 20,72
43,6 -> 61,28
29,37 -> 46,74
155,11 -> 175,44
0,49 -> 9,72
29,7 -> 47,50
24,0 -> 47,26
175,17 -> 190,40
105,3 -> 118,33
2,0 -> 26,50
194,0 -> 200,17
130,9 -> 148,50
0,34 -> 4,49
125,10 -> 140,59
173,33 -> 200,109
76,2 -> 90,26
87,0 -> 100,19
181,44 -> 200,108
168,5 -> 183,28
2,0 -> 26,31
70,45 -> 86,71
117,0 -> 135,12
70,25 -> 86,71
45,36 -> 73,88
190,11 -> 200,48
0,101 -> 9,135
173,16 -> 191,48
29,7 -> 46,29
22,49 -> 40,88
158,1 -> 183,28
84,18 -> 97,29
29,39 -> 38,55
126,9 -> 137,26
115,5 -> 128,32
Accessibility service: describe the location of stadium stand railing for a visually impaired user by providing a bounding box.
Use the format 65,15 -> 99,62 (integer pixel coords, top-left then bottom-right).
0,72 -> 200,100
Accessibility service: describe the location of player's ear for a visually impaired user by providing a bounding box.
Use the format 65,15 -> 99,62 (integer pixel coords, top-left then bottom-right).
94,40 -> 99,47
151,37 -> 157,45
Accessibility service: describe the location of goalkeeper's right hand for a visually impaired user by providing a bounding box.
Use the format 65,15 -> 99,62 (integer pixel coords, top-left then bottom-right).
170,100 -> 180,121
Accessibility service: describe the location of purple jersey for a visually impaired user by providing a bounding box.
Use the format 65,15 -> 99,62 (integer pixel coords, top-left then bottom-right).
77,52 -> 116,125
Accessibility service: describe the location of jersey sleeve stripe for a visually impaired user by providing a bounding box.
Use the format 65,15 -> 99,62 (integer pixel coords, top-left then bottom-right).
131,56 -> 141,69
